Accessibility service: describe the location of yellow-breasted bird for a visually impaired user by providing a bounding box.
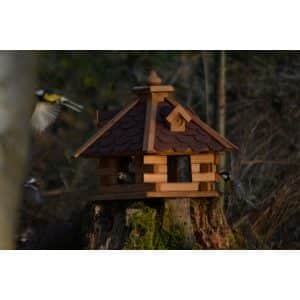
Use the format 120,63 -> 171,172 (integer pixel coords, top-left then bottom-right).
31,88 -> 84,133
219,171 -> 256,208
219,171 -> 233,193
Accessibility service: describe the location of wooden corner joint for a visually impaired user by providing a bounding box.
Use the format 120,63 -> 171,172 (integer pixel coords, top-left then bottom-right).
166,105 -> 192,132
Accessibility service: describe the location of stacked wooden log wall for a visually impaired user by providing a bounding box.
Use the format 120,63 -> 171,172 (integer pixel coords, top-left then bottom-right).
143,155 -> 167,186
98,156 -> 155,197
143,152 -> 219,193
190,152 -> 219,192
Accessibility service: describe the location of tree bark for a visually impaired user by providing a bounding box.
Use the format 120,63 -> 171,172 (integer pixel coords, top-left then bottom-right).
84,198 -> 236,250
191,199 -> 235,248
0,51 -> 36,249
162,198 -> 195,248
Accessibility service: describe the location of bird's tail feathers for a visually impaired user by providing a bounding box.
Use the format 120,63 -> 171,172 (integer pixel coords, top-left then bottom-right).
60,97 -> 84,112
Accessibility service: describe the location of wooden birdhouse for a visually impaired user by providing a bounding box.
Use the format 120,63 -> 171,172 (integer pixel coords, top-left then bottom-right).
74,70 -> 238,200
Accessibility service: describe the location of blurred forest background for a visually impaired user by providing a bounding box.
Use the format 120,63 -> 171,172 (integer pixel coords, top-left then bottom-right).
18,51 -> 300,249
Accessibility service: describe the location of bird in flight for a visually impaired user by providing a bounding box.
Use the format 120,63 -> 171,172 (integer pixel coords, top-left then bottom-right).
31,88 -> 84,133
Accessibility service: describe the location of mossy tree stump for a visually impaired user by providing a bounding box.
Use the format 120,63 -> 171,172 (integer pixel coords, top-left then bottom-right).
84,197 -> 236,250
162,198 -> 195,249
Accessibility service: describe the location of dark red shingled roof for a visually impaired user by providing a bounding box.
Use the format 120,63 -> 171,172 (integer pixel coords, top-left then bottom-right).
155,101 -> 225,152
74,94 -> 238,158
83,100 -> 146,156
98,108 -> 121,127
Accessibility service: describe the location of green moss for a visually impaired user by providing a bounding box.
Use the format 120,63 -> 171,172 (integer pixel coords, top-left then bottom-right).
123,201 -> 200,250
154,226 -> 188,250
124,204 -> 156,250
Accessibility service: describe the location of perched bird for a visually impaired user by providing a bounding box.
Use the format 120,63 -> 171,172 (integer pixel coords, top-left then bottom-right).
117,171 -> 135,184
23,177 -> 43,205
220,171 -> 231,182
31,88 -> 84,133
219,171 -> 256,208
18,226 -> 35,246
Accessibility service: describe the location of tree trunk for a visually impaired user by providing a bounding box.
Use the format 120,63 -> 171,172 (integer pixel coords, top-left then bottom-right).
217,50 -> 227,171
190,199 -> 235,248
202,51 -> 214,127
162,198 -> 195,249
84,198 -> 237,250
0,51 -> 36,249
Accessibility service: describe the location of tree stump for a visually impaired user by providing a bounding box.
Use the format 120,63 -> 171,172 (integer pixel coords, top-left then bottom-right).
162,198 -> 195,249
191,198 -> 236,249
84,198 -> 236,250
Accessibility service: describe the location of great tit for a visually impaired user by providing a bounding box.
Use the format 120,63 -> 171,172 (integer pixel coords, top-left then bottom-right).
23,177 -> 43,205
220,171 -> 231,182
219,171 -> 256,208
31,89 -> 84,133
117,171 -> 135,184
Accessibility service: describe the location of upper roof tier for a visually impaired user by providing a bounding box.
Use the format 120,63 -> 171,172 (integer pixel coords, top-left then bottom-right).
74,71 -> 238,158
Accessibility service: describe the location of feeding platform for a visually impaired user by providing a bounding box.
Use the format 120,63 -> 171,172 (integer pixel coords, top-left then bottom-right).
74,71 -> 238,200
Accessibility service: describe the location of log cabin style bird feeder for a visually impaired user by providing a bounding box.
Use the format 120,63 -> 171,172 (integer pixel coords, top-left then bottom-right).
74,71 -> 238,200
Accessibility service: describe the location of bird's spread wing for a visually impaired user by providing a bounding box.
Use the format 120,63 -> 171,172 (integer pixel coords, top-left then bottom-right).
60,97 -> 84,112
31,102 -> 61,133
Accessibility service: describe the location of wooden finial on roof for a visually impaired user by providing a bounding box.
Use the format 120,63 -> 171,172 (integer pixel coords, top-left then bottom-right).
132,70 -> 174,94
148,70 -> 162,86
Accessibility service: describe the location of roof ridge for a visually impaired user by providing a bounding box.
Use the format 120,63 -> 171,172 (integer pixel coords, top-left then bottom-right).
142,96 -> 160,153
73,99 -> 140,158
165,97 -> 238,151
